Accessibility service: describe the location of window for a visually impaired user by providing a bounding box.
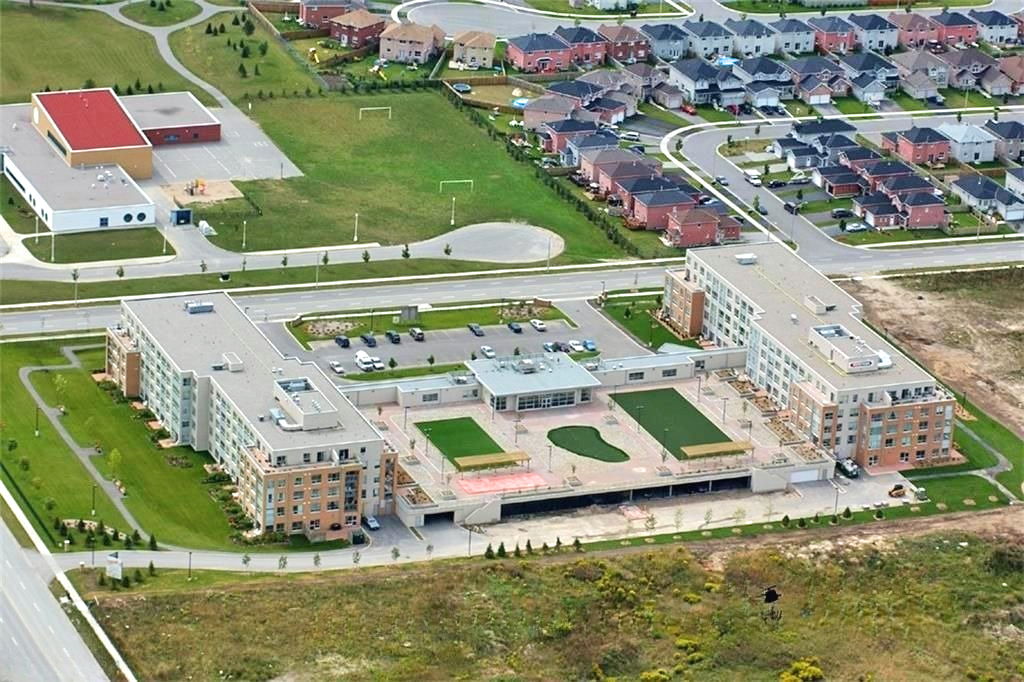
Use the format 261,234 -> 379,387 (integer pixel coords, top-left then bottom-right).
308,519 -> 320,530
123,213 -> 133,223
310,488 -> 320,499
899,451 -> 909,463
275,455 -> 286,467
627,371 -> 645,381
661,369 -> 678,378
328,486 -> 339,497
294,477 -> 303,486
136,212 -> 146,222
291,505 -> 299,515
311,474 -> 322,484
276,506 -> 285,516
310,502 -> 321,513
916,449 -> 926,460
868,455 -> 879,466
422,393 -> 439,403
328,472 -> 340,482
291,521 -> 303,531
99,217 -> 109,227
292,490 -> 304,500
303,453 -> 311,464
327,501 -> 339,511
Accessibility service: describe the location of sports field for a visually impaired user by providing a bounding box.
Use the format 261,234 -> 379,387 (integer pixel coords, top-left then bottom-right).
612,388 -> 730,460
547,426 -> 629,463
416,417 -> 504,462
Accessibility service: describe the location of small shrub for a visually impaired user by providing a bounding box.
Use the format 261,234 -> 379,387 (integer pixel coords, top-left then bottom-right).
781,515 -> 790,527
484,543 -> 494,559
797,518 -> 807,528
496,542 -> 507,558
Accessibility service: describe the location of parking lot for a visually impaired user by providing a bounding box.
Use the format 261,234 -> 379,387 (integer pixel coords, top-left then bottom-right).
259,300 -> 654,378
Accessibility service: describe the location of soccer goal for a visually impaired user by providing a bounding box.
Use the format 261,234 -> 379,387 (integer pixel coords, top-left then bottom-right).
358,106 -> 393,120
439,179 -> 475,193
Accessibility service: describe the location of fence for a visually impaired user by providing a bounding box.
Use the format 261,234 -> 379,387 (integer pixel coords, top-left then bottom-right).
280,27 -> 329,40
249,0 -> 298,12
247,2 -> 335,90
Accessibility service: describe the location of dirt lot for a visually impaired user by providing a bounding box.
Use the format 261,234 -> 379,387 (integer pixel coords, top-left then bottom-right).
840,268 -> 1024,436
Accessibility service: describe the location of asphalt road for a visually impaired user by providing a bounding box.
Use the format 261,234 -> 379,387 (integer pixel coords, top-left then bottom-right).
0,524 -> 108,682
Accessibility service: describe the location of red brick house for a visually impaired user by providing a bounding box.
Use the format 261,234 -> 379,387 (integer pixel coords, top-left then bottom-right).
859,160 -> 915,192
664,209 -> 741,247
299,0 -> 357,28
329,10 -> 386,48
579,148 -> 646,183
507,33 -> 573,73
929,11 -> 979,45
838,146 -> 883,172
807,16 -> 857,54
597,25 -> 650,62
888,13 -> 938,48
880,127 -> 951,165
598,159 -> 662,195
553,26 -> 608,67
539,119 -> 599,153
880,175 -> 938,199
631,189 -> 697,230
896,191 -> 948,229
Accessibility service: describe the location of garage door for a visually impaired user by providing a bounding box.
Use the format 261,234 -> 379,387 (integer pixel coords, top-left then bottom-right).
809,94 -> 829,105
789,469 -> 819,484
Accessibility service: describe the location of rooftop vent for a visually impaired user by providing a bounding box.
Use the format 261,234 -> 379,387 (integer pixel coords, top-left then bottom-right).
803,295 -> 827,315
222,351 -> 244,372
734,253 -> 758,265
185,301 -> 214,314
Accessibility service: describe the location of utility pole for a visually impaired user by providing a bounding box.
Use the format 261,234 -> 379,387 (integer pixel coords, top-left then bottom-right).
242,219 -> 247,250
353,213 -> 359,242
450,196 -> 456,227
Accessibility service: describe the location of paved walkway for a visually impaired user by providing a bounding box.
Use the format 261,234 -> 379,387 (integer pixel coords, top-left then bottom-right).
910,421 -> 1020,502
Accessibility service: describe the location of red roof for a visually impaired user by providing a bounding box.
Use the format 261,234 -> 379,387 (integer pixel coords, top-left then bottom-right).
35,89 -> 147,151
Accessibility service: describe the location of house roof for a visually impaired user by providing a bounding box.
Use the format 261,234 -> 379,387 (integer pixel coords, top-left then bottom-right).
786,56 -> 843,77
381,22 -> 443,44
887,13 -> 933,32
746,81 -> 780,94
866,203 -> 899,216
624,62 -> 659,78
774,137 -> 806,150
640,23 -> 686,41
724,18 -> 773,37
903,72 -> 938,92
792,119 -> 857,137
669,208 -> 721,225
299,0 -> 353,5
653,82 -> 683,95
597,24 -> 646,43
983,119 -> 1024,141
581,147 -> 643,165
817,133 -> 857,149
980,67 -> 1012,86
841,147 -> 881,161
599,158 -> 661,178
847,14 -> 896,31
827,172 -> 862,186
936,123 -> 998,144
900,191 -> 944,206
851,73 -> 885,89
615,174 -> 682,195
968,9 -> 1016,27
892,49 -> 948,73
799,75 -> 829,92
633,188 -> 696,207
544,118 -> 599,134
1008,168 -> 1024,183
840,51 -> 896,73
553,25 -> 606,45
929,11 -> 974,27
509,32 -> 568,52
738,56 -> 788,78
770,18 -> 813,34
577,69 -> 631,90
670,57 -> 720,81
453,30 -> 496,49
953,175 -> 1024,205
854,191 -> 893,207
586,96 -> 627,112
570,130 -> 620,149
882,175 -> 934,192
787,144 -> 818,158
523,94 -> 577,115
807,16 -> 855,33
34,89 -> 148,151
863,160 -> 913,177
936,47 -> 997,69
548,79 -> 605,100
680,20 -> 731,38
815,164 -> 849,178
329,9 -> 384,28
900,126 -> 949,144
1000,55 -> 1024,83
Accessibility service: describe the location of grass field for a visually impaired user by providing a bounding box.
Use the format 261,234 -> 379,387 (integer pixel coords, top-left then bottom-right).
339,55 -> 440,83
1,177 -> 44,234
30,348 -> 236,550
170,11 -> 319,102
798,197 -> 852,215
191,93 -> 624,259
120,0 -> 202,26
612,388 -> 730,459
696,105 -> 735,123
548,426 -> 629,463
23,229 -> 172,264
601,297 -> 700,349
343,362 -> 466,382
831,97 -> 874,116
416,417 -> 504,461
903,430 -> 1000,479
69,528 -> 1024,681
784,100 -> 815,117
0,340 -> 130,548
0,1 -> 213,105
637,101 -> 687,127
939,88 -> 998,109
891,91 -> 928,112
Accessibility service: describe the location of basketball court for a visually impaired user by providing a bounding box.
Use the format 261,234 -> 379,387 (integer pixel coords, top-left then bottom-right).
458,471 -> 547,495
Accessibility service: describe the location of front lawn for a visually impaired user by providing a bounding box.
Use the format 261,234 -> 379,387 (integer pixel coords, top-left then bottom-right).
23,228 -> 172,264
798,197 -> 853,215
891,91 -> 928,112
612,388 -> 730,459
338,55 -> 440,84
903,429 -> 999,479
637,102 -> 687,128
416,417 -> 504,461
837,228 -> 952,246
784,100 -> 815,117
548,426 -> 629,463
914,474 -> 1007,512
831,97 -> 873,116
120,0 -> 202,26
938,88 -> 997,109
695,105 -> 735,123
601,297 -> 700,349
1,176 -> 44,234
522,0 -> 687,14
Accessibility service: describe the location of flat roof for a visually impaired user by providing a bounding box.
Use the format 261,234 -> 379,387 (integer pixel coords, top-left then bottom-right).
34,89 -> 148,151
681,244 -> 934,391
467,353 -> 601,397
0,104 -> 153,212
119,92 -> 220,131
122,293 -> 380,451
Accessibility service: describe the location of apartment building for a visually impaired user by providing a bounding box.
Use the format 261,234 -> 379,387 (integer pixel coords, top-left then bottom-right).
106,293 -> 394,541
662,244 -> 955,470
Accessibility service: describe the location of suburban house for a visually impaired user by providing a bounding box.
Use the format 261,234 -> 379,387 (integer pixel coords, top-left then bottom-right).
847,14 -> 899,52
851,75 -> 886,104
724,18 -> 776,57
548,79 -> 605,107
928,11 -> 980,45
892,49 -> 949,94
785,56 -> 851,104
585,96 -> 629,125
935,48 -> 998,89
858,160 -> 915,192
631,189 -> 699,229
881,127 -> 951,165
838,146 -> 883,171
787,144 -> 821,171
746,82 -> 782,108
597,25 -> 650,63
328,10 -> 386,48
621,63 -> 666,99
579,148 -> 646,182
894,191 -> 948,229
982,119 -> 1024,161
560,129 -> 619,166
553,26 -> 608,67
652,83 -> 685,108
806,16 -> 857,54
299,0 -> 359,28
679,20 -> 733,58
379,22 -> 444,64
597,157 -> 663,194
733,57 -> 795,99
451,30 -> 497,69
853,191 -> 900,227
668,58 -> 745,106
889,13 -> 939,49
770,18 -> 815,55
999,55 -> 1024,93
1006,167 -> 1024,197
507,33 -> 573,73
813,165 -> 863,197
812,133 -> 859,164
838,51 -> 899,91
880,175 -> 938,198
773,137 -> 807,159
785,55 -> 848,83
613,175 -> 685,212
968,9 -> 1019,45
539,118 -> 599,154
791,118 -> 856,144
522,94 -> 577,130
664,209 -> 741,248
640,23 -> 689,60
979,67 -> 1014,96
901,71 -> 941,100
951,175 -> 1024,220
936,123 -> 998,164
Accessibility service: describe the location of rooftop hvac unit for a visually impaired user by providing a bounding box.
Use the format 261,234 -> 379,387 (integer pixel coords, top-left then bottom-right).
790,313 -> 799,324
734,253 -> 758,265
185,301 -> 214,314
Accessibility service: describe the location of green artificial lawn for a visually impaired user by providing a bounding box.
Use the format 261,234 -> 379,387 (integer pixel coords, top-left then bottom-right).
23,229 -> 173,264
548,426 -> 629,463
612,388 -> 730,459
416,417 -> 504,460
0,1 -> 213,105
120,0 -> 202,27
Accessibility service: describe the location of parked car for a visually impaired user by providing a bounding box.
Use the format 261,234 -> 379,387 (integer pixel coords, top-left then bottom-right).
756,204 -> 768,215
328,360 -> 345,375
766,179 -> 787,189
629,144 -> 645,154
468,323 -> 484,337
568,340 -> 585,352
530,319 -> 547,332
408,327 -> 425,341
620,130 -> 640,142
555,341 -> 572,352
480,345 -> 496,359
837,459 -> 860,478
360,333 -> 377,347
831,208 -> 853,219
364,516 -> 381,531
385,330 -> 401,344
582,339 -> 597,351
845,222 -> 868,232
542,341 -> 557,352
784,201 -> 799,214
789,176 -> 811,186
682,103 -> 696,115
740,103 -> 753,115
714,175 -> 729,186
354,350 -> 374,372
507,321 -> 523,333
371,357 -> 385,371
334,335 -> 350,348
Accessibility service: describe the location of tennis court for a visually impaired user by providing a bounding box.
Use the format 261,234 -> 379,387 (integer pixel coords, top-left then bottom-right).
611,389 -> 730,460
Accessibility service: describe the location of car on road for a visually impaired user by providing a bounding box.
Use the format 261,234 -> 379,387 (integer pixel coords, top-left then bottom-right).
530,319 -> 547,332
480,345 -> 496,359
699,197 -> 720,206
740,103 -> 753,115
620,130 -> 640,142
766,179 -> 787,189
714,175 -> 729,186
371,357 -> 385,371
756,204 -> 768,215
568,340 -> 585,352
334,335 -> 350,348
468,323 -> 484,337
844,222 -> 868,232
507,321 -> 523,333
408,327 -> 425,341
542,341 -> 557,352
784,201 -> 799,214
360,333 -> 377,347
355,350 -> 374,372
363,515 -> 381,531
681,103 -> 696,114
831,208 -> 853,219
329,360 -> 345,375
385,330 -> 401,344
583,339 -> 597,351
789,176 -> 811,186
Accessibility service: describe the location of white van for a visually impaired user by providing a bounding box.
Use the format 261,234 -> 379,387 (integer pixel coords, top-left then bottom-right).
743,169 -> 762,186
354,350 -> 374,372
620,131 -> 640,142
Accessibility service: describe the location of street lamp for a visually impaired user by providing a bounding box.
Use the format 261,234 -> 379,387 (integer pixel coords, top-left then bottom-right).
636,405 -> 644,432
242,219 -> 247,250
547,444 -> 553,472
403,406 -> 409,432
91,483 -> 97,517
188,551 -> 193,580
721,397 -> 729,424
450,196 -> 456,227
353,213 -> 359,242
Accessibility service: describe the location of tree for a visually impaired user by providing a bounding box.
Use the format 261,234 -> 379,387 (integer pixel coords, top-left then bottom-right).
754,124 -> 761,135
205,22 -> 213,34
259,41 -> 269,57
98,573 -> 106,587
839,219 -> 847,231
238,63 -> 248,78
391,546 -> 400,561
122,574 -> 131,588
133,568 -> 144,584
781,514 -> 791,527
763,162 -> 770,176
427,355 -> 435,366
513,543 -> 521,557
573,538 -> 583,552
425,543 -> 434,559
484,543 -> 495,559
541,542 -> 549,553
496,541 -> 507,558
361,250 -> 370,264
157,1 -> 165,11
148,560 -> 156,576
82,78 -> 96,89
219,23 -> 226,33
842,506 -> 852,519
752,195 -> 760,212
726,134 -> 734,147
470,352 -> 477,361
703,508 -> 713,528
956,111 -> 962,123
555,537 -> 562,551
243,19 -> 255,36
149,534 -> 158,551
108,448 -> 123,479
254,64 -> 261,77
231,14 -> 240,25
401,244 -> 410,259
313,552 -> 321,568
443,243 -> 452,256
116,265 -> 125,279
513,347 -> 520,356
241,44 -> 251,59
388,357 -> 397,369
525,539 -> 533,555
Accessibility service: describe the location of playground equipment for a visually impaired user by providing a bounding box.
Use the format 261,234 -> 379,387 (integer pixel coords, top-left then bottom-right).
307,47 -> 320,64
185,178 -> 207,196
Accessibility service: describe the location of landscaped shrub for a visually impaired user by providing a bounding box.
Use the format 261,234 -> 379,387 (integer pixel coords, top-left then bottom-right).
781,515 -> 791,527
842,506 -> 852,519
797,518 -> 807,528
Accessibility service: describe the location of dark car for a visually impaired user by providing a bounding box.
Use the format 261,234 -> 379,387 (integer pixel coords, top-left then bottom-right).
555,341 -> 572,352
784,201 -> 799,214
766,179 -> 787,189
507,321 -> 523,333
360,333 -> 377,347
831,208 -> 853,219
468,323 -> 484,337
334,335 -> 350,348
385,330 -> 401,344
756,204 -> 768,215
740,103 -> 753,115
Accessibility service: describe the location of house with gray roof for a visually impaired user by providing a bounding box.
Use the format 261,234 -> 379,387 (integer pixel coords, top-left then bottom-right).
680,20 -> 732,58
724,18 -> 775,57
1005,167 -> 1024,197
668,57 -> 744,106
892,49 -> 949,91
640,23 -> 689,60
968,9 -> 1019,45
733,57 -> 794,98
983,119 -> 1024,161
838,51 -> 899,90
936,123 -> 998,164
950,175 -> 1024,221
770,18 -> 814,54
847,14 -> 898,52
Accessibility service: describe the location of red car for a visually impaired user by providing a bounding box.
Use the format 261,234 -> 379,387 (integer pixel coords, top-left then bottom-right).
682,103 -> 696,115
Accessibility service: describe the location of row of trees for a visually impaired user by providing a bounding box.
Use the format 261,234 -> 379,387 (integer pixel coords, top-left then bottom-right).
484,537 -> 583,559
